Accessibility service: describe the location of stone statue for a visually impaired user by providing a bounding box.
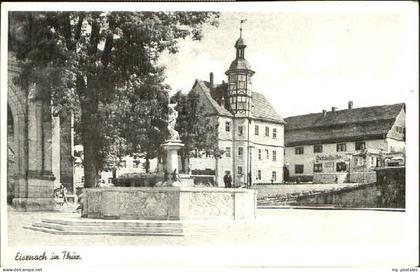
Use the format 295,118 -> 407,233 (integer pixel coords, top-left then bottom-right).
168,103 -> 180,141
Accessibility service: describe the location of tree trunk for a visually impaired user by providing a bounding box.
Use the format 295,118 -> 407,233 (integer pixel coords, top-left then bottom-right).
80,100 -> 99,188
145,152 -> 150,173
79,73 -> 100,188
214,157 -> 219,187
180,153 -> 186,173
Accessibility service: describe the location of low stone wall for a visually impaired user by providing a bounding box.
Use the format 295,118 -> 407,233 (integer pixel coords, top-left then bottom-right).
312,171 -> 376,184
349,171 -> 377,183
313,173 -> 347,184
83,187 -> 256,220
288,175 -> 313,183
254,183 -> 361,202
285,167 -> 404,208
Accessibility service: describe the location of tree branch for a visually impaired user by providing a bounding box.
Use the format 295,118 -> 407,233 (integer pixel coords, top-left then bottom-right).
101,33 -> 113,67
74,13 -> 85,41
88,20 -> 100,57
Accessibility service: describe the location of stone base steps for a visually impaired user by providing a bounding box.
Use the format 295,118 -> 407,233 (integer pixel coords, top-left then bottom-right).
25,218 -> 253,236
25,218 -> 184,236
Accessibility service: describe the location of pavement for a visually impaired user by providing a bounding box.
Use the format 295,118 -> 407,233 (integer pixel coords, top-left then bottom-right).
7,205 -> 406,247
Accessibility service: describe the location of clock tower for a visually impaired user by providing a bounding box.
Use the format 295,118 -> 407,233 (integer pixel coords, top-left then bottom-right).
225,26 -> 255,116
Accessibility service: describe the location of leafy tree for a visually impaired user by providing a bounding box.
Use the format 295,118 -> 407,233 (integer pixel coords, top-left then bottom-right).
9,11 -> 219,187
118,72 -> 170,172
173,90 -> 223,183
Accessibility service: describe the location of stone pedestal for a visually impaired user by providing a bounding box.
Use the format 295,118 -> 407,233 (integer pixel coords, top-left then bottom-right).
161,140 -> 184,174
13,171 -> 56,211
84,187 -> 257,220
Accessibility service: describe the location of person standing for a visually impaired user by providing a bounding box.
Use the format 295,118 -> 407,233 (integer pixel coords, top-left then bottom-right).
226,172 -> 233,188
59,184 -> 67,206
223,171 -> 229,188
171,169 -> 179,182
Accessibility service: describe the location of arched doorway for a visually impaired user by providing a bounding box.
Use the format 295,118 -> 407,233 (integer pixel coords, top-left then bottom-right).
8,58 -> 56,211
7,105 -> 16,204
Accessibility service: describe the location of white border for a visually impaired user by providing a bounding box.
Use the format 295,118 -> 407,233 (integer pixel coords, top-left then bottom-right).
1,1 -> 419,270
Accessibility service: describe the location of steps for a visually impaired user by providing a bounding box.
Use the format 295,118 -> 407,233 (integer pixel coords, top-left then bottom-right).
25,218 -> 184,236
25,218 -> 254,236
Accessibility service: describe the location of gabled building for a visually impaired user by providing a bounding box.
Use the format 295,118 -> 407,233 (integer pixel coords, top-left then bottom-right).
188,32 -> 286,186
284,102 -> 406,182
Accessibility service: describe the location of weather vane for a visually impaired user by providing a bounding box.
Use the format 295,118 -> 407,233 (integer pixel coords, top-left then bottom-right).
240,19 -> 247,38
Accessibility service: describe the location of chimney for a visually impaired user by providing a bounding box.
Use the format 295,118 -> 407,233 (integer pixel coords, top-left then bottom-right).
348,101 -> 353,110
209,72 -> 214,87
331,107 -> 337,112
322,110 -> 327,117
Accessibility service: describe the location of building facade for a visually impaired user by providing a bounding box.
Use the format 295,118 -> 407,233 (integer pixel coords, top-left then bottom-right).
188,32 -> 286,186
284,102 -> 406,182
7,53 -> 73,210
72,144 -> 158,188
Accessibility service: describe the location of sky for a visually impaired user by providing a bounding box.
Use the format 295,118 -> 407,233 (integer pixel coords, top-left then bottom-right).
158,4 -> 418,118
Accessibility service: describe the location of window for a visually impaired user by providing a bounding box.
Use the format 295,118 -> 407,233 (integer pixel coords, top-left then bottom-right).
258,149 -> 262,160
370,156 -> 376,166
265,149 -> 269,159
313,163 -> 323,173
272,150 -> 277,161
119,160 -> 127,168
257,170 -> 261,180
133,161 -> 140,168
238,126 -> 244,136
225,121 -> 231,132
238,147 -> 243,156
265,127 -> 269,137
237,166 -> 243,175
255,125 -> 259,135
272,171 -> 277,182
295,147 -> 304,155
225,147 -> 231,157
295,164 -> 304,174
273,128 -> 277,139
355,157 -> 364,166
336,143 -> 346,152
313,145 -> 323,153
238,74 -> 246,89
336,162 -> 347,172
355,141 -> 366,151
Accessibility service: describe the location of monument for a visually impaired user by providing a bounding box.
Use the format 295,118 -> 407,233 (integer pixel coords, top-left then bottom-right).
76,98 -> 256,222
161,103 -> 184,175
161,103 -> 193,187
29,96 -> 257,236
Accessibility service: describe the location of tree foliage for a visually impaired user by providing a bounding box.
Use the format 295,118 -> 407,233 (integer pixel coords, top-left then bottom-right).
172,90 -> 223,172
9,11 -> 219,187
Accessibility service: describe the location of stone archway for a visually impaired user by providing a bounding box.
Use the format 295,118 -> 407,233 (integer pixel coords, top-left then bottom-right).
7,77 -> 28,204
8,54 -> 55,211
7,105 -> 16,204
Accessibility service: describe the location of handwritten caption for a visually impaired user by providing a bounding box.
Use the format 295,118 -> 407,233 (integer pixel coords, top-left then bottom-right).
15,251 -> 81,261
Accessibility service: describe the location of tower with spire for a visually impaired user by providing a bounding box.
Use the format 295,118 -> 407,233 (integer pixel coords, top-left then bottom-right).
225,20 -> 255,116
187,19 -> 285,187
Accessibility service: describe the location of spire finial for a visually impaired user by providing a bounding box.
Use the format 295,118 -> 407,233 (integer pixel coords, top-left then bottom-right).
240,19 -> 247,38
